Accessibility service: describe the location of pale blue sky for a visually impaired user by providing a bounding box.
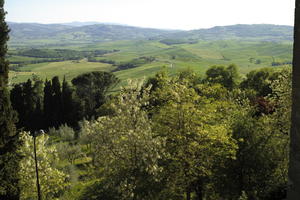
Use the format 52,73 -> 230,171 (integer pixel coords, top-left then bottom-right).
4,0 -> 295,30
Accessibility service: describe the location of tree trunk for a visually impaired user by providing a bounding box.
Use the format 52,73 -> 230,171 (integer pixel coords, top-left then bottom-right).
186,187 -> 191,200
33,135 -> 42,200
195,181 -> 203,200
288,0 -> 300,199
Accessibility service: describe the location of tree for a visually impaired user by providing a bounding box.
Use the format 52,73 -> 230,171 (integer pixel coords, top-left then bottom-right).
31,78 -> 44,131
10,83 -> 26,128
0,0 -> 21,198
43,76 -> 63,129
153,78 -> 237,200
61,77 -> 83,128
10,79 -> 44,131
83,80 -> 164,200
240,68 -> 277,97
72,71 -> 119,118
18,132 -> 69,200
288,0 -> 300,199
43,79 -> 53,128
205,64 -> 239,90
218,108 -> 288,200
51,76 -> 63,128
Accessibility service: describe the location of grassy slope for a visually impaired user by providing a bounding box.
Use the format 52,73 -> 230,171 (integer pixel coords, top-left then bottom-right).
9,60 -> 113,84
8,40 -> 292,85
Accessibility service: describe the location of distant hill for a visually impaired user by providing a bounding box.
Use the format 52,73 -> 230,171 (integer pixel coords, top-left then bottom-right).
61,21 -> 126,27
7,22 -> 177,46
7,22 -> 293,47
8,22 -> 72,39
55,24 -> 178,41
161,24 -> 293,42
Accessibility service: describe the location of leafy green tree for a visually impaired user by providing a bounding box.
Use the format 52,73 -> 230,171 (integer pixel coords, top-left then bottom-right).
240,68 -> 278,97
78,120 -> 95,158
57,142 -> 82,164
145,69 -> 171,112
18,132 -> 69,200
0,0 -> 21,198
48,123 -> 76,142
153,79 -> 237,200
205,64 -> 239,90
218,107 -> 288,200
72,71 -> 119,118
78,179 -> 122,200
83,80 -> 164,200
268,67 -> 292,135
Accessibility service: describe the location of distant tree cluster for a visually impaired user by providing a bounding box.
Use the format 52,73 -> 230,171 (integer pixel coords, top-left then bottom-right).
271,61 -> 292,66
8,48 -> 120,71
113,56 -> 156,72
160,39 -> 198,45
87,57 -> 116,64
14,48 -> 114,59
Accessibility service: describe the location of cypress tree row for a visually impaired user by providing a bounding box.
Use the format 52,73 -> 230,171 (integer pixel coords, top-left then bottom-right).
0,0 -> 21,199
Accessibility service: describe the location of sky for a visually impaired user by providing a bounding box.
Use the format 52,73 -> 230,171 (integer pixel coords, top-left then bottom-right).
4,0 -> 295,30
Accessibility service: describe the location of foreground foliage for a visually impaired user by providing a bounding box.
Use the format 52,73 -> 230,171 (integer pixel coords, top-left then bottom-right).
0,1 -> 21,198
18,132 -> 69,200
11,65 -> 291,200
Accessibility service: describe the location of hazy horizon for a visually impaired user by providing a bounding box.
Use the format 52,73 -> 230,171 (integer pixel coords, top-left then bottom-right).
6,21 -> 295,31
5,0 -> 295,30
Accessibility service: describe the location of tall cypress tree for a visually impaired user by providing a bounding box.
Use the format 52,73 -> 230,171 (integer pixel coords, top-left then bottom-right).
43,79 -> 53,128
51,76 -> 62,128
0,0 -> 21,199
31,79 -> 44,131
62,76 -> 81,127
10,84 -> 25,129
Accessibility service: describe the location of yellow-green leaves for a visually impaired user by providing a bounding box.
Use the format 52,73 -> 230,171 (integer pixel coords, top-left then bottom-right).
18,132 -> 69,200
152,78 -> 238,197
81,80 -> 164,199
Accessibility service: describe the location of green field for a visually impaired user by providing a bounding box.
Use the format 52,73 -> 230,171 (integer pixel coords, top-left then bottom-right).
8,39 -> 293,85
9,60 -> 113,84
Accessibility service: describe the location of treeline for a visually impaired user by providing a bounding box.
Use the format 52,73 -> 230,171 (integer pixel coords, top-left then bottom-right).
87,57 -> 116,64
8,48 -> 120,71
160,38 -> 198,45
10,71 -> 119,131
14,48 -> 116,59
88,56 -> 156,71
10,59 -> 67,72
112,56 -> 156,72
10,58 -> 74,65
14,65 -> 291,200
271,61 -> 292,66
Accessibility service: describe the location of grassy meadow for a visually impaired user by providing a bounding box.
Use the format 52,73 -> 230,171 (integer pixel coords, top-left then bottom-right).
8,39 -> 292,85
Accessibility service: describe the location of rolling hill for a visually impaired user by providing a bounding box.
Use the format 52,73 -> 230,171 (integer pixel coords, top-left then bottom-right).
7,22 -> 178,46
161,24 -> 293,42
8,23 -> 293,47
7,22 -> 293,85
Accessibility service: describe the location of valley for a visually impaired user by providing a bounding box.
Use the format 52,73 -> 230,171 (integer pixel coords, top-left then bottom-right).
7,23 -> 293,85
